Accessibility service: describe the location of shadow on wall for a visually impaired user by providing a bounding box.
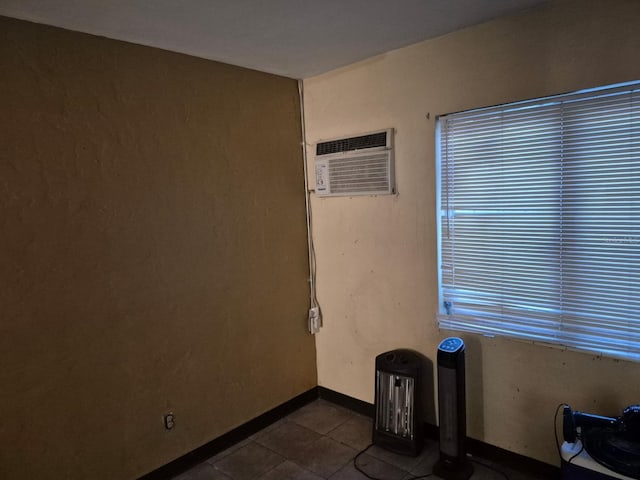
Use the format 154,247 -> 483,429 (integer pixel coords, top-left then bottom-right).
422,355 -> 436,427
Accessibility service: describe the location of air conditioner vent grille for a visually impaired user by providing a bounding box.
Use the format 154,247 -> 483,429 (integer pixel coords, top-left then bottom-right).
327,153 -> 389,194
316,131 -> 388,156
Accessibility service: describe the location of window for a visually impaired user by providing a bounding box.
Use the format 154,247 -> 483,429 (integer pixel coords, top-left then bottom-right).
436,81 -> 640,361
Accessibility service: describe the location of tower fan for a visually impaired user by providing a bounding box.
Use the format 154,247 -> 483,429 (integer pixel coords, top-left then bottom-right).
434,337 -> 473,480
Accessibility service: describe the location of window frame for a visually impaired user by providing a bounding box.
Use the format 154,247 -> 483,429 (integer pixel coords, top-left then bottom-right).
435,81 -> 640,362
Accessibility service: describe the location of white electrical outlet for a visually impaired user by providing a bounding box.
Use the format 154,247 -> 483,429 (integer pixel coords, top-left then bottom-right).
308,307 -> 321,334
164,413 -> 175,430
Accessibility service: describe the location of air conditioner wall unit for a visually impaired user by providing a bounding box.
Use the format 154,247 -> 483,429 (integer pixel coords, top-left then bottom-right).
314,128 -> 395,197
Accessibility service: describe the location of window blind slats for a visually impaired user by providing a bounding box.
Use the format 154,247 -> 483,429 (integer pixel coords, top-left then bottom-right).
437,81 -> 640,361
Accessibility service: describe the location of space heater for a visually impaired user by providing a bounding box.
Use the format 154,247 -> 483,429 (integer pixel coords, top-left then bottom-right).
373,349 -> 423,456
434,337 -> 473,480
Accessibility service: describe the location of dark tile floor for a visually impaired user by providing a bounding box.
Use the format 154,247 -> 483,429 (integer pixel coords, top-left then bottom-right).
172,399 -> 547,480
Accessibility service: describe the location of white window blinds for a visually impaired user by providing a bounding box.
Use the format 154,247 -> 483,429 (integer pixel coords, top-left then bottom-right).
437,81 -> 640,361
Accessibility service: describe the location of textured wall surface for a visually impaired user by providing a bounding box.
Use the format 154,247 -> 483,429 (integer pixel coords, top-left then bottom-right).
0,16 -> 316,479
303,0 -> 640,467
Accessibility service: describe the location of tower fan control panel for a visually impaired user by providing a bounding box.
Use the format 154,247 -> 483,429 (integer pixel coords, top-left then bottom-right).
438,337 -> 464,353
437,337 -> 465,370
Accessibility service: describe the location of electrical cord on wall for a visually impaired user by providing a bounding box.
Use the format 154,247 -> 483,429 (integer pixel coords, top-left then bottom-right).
298,79 -> 322,334
307,182 -> 321,318
554,403 -> 567,461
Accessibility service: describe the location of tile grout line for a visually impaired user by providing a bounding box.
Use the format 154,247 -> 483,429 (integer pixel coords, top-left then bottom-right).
244,435 -> 324,480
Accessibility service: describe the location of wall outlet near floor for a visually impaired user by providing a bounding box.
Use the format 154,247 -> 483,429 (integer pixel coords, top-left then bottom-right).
164,413 -> 175,430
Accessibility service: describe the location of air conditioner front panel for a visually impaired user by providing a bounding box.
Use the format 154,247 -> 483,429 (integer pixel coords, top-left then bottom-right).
314,129 -> 395,197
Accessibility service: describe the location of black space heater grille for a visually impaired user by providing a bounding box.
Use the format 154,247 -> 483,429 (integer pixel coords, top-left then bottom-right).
373,349 -> 423,456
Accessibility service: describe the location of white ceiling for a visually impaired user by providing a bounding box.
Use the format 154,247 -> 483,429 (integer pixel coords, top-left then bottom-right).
0,0 -> 548,79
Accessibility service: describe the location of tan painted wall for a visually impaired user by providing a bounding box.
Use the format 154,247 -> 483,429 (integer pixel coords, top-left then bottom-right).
0,16 -> 316,479
303,0 -> 640,466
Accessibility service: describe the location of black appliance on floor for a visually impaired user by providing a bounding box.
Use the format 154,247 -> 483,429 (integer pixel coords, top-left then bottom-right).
434,337 -> 473,480
373,349 -> 424,456
562,404 -> 640,479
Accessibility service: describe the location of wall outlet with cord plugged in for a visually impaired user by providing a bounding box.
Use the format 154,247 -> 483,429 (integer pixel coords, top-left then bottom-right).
308,306 -> 321,334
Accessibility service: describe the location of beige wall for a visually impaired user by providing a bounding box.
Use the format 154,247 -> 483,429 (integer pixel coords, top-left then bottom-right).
303,0 -> 640,466
0,16 -> 316,479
